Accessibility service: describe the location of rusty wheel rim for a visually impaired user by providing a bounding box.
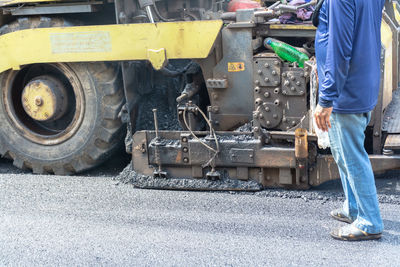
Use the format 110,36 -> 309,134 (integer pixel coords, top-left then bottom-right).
2,63 -> 85,146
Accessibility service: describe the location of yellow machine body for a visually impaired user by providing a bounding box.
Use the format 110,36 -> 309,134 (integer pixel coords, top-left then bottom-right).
0,20 -> 223,72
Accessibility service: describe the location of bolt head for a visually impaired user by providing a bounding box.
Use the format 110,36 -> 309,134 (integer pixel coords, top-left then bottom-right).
264,63 -> 269,68
34,96 -> 43,106
257,70 -> 262,74
264,92 -> 270,98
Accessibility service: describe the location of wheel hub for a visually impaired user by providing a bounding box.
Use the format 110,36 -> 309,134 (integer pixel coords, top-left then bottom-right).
21,76 -> 68,122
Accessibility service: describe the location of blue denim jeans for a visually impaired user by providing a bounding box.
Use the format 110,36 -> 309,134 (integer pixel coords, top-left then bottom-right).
328,112 -> 383,234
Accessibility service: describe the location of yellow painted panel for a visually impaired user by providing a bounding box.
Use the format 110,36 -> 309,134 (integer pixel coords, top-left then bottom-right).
0,20 -> 223,72
381,19 -> 393,109
269,24 -> 316,30
395,3 -> 400,23
0,0 -> 59,7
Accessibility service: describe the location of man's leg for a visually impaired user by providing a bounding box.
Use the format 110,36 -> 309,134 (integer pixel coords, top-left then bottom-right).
328,113 -> 358,220
330,112 -> 383,234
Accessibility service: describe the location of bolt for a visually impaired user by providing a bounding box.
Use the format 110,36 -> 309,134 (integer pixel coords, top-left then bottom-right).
273,114 -> 278,119
266,121 -> 271,126
264,92 -> 270,98
183,157 -> 189,163
282,117 -> 287,122
255,98 -> 263,106
34,96 -> 43,106
304,72 -> 309,76
290,87 -> 295,91
213,93 -> 218,100
290,76 -> 295,81
284,80 -> 290,86
183,147 -> 188,153
282,91 -> 287,95
282,73 -> 287,77
253,127 -> 260,132
255,80 -> 260,85
264,63 -> 270,68
299,91 -> 304,95
374,131 -> 380,137
257,70 -> 262,74
182,137 -> 188,143
274,60 -> 279,65
265,107 -> 270,112
249,154 -> 253,158
296,81 -> 301,86
272,71 -> 277,76
259,113 -> 264,119
292,120 -> 296,126
264,77 -> 269,82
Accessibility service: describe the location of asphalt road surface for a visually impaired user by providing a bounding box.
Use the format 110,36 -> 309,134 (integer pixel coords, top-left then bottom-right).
0,158 -> 399,266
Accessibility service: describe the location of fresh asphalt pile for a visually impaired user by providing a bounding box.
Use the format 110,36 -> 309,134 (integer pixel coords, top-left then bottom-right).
116,164 -> 262,191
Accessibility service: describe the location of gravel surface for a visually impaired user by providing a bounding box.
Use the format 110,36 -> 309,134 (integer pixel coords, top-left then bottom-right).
0,158 -> 400,266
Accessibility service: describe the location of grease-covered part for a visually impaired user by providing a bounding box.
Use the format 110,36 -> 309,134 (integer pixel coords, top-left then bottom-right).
116,164 -> 262,191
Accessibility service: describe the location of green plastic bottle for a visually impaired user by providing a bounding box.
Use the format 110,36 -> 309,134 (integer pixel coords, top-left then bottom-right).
265,39 -> 309,68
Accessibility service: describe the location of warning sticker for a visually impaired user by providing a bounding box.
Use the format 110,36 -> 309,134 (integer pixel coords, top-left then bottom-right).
228,62 -> 245,72
50,31 -> 111,54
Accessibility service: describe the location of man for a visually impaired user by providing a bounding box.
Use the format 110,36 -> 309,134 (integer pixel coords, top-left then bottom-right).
314,0 -> 385,241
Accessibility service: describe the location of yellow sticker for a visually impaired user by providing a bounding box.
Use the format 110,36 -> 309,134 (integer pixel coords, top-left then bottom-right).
228,62 -> 245,72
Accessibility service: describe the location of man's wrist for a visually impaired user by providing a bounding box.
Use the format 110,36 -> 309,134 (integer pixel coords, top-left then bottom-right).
318,98 -> 333,108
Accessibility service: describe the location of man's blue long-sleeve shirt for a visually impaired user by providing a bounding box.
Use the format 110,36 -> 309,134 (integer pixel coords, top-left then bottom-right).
315,0 -> 385,113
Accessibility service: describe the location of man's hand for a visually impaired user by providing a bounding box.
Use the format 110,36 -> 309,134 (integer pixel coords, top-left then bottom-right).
314,104 -> 333,132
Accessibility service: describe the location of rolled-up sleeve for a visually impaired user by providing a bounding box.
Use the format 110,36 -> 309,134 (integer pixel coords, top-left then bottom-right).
318,0 -> 355,108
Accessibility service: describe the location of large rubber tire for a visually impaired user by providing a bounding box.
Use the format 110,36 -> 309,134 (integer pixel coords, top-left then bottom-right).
0,17 -> 126,175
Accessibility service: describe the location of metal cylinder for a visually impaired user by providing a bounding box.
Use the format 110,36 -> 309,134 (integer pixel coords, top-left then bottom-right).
295,128 -> 308,159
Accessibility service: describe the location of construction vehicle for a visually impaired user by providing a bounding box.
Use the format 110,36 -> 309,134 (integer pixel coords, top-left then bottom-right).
0,0 -> 399,190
